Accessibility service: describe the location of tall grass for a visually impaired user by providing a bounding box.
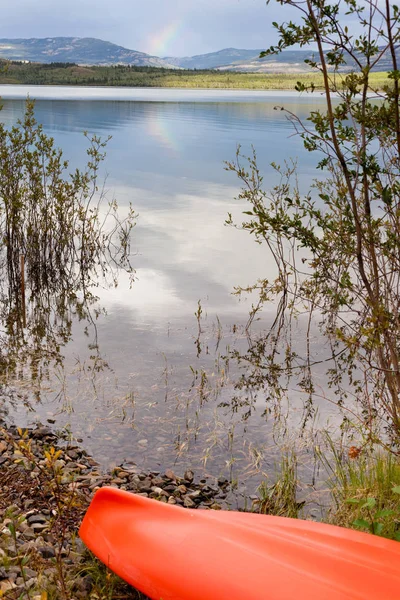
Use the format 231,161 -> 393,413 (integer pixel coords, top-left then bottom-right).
319,435 -> 400,540
253,451 -> 303,518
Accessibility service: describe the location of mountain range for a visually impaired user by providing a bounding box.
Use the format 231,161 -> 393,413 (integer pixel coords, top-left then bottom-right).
0,37 -> 397,73
0,37 -> 174,68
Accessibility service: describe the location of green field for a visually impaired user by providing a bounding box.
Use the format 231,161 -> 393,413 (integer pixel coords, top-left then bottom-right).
0,61 -> 393,90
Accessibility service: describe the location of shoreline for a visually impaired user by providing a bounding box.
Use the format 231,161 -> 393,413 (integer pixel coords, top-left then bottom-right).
0,419 -> 231,598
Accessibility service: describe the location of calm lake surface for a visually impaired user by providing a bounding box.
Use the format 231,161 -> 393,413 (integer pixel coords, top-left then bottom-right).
0,86 -> 332,502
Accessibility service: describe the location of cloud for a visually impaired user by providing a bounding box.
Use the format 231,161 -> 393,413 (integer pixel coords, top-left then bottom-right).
0,0 -> 290,56
0,0 -> 360,57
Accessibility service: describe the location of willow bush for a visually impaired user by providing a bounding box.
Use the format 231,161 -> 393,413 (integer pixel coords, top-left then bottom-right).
227,0 -> 400,449
0,101 -> 135,376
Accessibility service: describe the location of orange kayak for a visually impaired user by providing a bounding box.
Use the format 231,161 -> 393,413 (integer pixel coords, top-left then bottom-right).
79,486 -> 400,600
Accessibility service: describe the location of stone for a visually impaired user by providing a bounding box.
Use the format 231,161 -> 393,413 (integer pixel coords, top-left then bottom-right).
27,514 -> 47,525
0,580 -> 16,593
138,480 -> 152,493
7,571 -> 17,581
179,479 -> 191,486
163,484 -> 177,493
184,469 -> 194,483
31,522 -> 48,532
151,486 -> 167,496
67,450 -> 79,459
32,427 -> 53,439
37,546 -> 56,559
120,462 -> 138,471
18,540 -> 37,553
188,490 -> 202,500
23,568 -> 38,578
164,469 -> 176,480
183,496 -> 196,508
110,477 -> 126,485
151,477 -> 164,487
21,527 -> 36,540
202,485 -> 219,496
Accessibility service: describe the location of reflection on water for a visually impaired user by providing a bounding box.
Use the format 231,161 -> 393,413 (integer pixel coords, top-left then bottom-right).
0,88 -> 331,500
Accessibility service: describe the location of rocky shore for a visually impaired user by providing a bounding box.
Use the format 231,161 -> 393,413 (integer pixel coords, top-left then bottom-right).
0,420 -> 231,599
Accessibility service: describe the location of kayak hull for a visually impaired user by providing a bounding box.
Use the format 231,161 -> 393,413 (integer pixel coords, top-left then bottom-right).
79,486 -> 400,600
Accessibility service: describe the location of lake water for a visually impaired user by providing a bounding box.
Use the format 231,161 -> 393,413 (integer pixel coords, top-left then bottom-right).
0,86 -> 332,503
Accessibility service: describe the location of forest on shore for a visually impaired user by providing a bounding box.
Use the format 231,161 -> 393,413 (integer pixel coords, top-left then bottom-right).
0,60 -> 392,90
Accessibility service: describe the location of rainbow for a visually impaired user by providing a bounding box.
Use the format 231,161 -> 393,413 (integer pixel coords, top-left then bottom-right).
146,21 -> 184,57
147,109 -> 180,154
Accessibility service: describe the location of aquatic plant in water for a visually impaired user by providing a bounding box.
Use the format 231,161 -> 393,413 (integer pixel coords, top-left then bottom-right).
0,100 -> 136,381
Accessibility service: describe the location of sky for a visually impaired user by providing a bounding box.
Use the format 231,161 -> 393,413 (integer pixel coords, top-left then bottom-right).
0,0 -> 299,57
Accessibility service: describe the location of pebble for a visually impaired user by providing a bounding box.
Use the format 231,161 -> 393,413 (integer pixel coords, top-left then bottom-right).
183,496 -> 196,508
0,420 -> 231,599
31,523 -> 48,532
165,468 -> 176,480
27,514 -> 47,525
184,469 -> 194,483
0,580 -> 16,592
37,546 -> 56,559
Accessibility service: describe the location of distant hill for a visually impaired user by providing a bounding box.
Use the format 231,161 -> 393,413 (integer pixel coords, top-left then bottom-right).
0,37 -> 175,68
173,47 -> 399,73
0,37 -> 397,72
164,48 -> 264,70
215,49 -> 319,73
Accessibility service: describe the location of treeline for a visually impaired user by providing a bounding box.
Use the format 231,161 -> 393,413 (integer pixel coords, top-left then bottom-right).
0,60 -> 391,90
8,61 -> 77,68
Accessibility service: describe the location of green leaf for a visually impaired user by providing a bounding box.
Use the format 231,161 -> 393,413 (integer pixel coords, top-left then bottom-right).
345,498 -> 360,505
7,522 -> 15,536
394,531 -> 400,542
361,498 -> 376,510
353,518 -> 370,530
392,486 -> 400,494
374,509 -> 394,518
372,522 -> 384,536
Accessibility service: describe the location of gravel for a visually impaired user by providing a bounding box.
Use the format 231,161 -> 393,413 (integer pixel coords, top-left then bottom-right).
0,418 -> 230,598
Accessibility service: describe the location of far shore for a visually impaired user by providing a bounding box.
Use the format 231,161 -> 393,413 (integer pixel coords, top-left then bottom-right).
0,61 -> 391,93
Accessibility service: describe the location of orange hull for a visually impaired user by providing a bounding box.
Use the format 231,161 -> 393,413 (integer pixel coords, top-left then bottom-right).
79,487 -> 400,600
